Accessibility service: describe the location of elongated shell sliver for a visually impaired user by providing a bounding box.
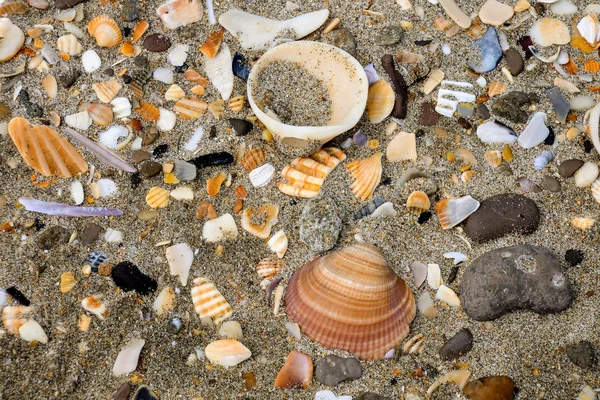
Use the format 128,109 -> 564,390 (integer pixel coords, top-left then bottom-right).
19,197 -> 123,217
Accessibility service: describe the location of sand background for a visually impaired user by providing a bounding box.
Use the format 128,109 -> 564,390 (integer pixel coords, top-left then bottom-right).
1,0 -> 600,399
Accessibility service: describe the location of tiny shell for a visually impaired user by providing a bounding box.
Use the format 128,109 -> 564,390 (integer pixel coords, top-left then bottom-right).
207,171 -> 227,196
132,20 -> 148,42
202,213 -> 238,242
165,84 -> 185,101
71,181 -> 84,204
170,186 -> 193,200
41,75 -> 57,99
0,2 -> 27,15
79,103 -> 113,126
153,67 -> 174,84
427,263 -> 442,289
205,339 -> 251,367
484,150 -> 502,168
533,149 -> 555,170
554,77 -> 580,93
241,148 -> 267,171
257,258 -> 283,279
518,112 -> 549,149
219,321 -> 243,340
65,111 -> 92,130
416,291 -> 437,318
156,0 -> 203,30
274,351 -> 313,389
57,34 -> 81,55
571,217 -> 595,230
427,370 -> 471,396
366,79 -> 394,123
173,159 -> 196,181
2,305 -> 32,333
104,228 -> 122,243
396,50 -> 424,64
82,295 -> 106,319
476,121 -> 517,144
241,204 -> 279,238
82,49 -> 101,73
135,102 -> 159,121
157,108 -> 176,131
55,9 -> 76,21
93,80 -> 122,103
199,27 -> 225,58
120,40 -> 134,56
345,152 -> 383,200
436,284 -> 460,306
99,125 -> 129,149
435,195 -> 480,229
166,243 -> 193,286
514,0 -> 530,12
87,16 -> 122,48
173,98 -> 207,119
591,180 -> 600,204
249,163 -> 275,188
167,43 -> 189,66
387,131 -> 417,162
406,191 -> 430,215
234,185 -> 248,198
423,69 -> 444,95
584,59 -> 600,73
529,17 -> 570,47
183,69 -> 209,86
195,200 -> 217,220
19,320 -> 48,344
191,277 -> 232,324
146,187 -> 170,208
267,230 -> 288,258
152,287 -> 176,316
228,95 -> 245,112
487,81 -> 507,97
112,338 -> 145,376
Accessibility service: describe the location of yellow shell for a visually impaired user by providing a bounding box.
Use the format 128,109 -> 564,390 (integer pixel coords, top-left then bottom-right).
199,27 -> 225,58
461,170 -> 476,183
206,171 -> 227,197
484,150 -> 502,168
191,277 -> 232,324
571,217 -> 595,230
56,34 -> 81,55
488,81 -> 508,97
190,85 -> 205,96
120,40 -> 134,57
241,148 -> 267,172
78,314 -> 91,332
165,84 -> 185,101
584,59 -> 600,74
146,187 -> 170,208
92,80 -> 122,103
132,20 -> 148,43
502,144 -> 513,162
79,102 -> 114,126
41,75 -> 57,98
174,97 -> 207,119
208,99 -> 225,119
228,95 -> 245,112
135,102 -> 160,122
87,16 -> 122,48
0,2 -> 27,15
241,204 -> 279,239
366,79 -> 394,123
345,152 -> 383,200
256,258 -> 284,279
514,0 -> 530,12
60,271 -> 76,293
2,305 -> 31,334
406,191 -> 431,215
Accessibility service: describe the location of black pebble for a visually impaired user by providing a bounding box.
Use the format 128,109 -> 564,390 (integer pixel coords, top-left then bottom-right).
418,212 -> 432,224
565,249 -> 584,266
174,63 -> 188,74
390,378 -> 397,385
415,129 -> 426,138
34,218 -> 45,231
130,172 -> 142,188
152,144 -> 169,158
112,261 -> 157,295
103,68 -> 115,76
457,117 -> 472,130
381,177 -> 392,186
232,52 -> 251,81
188,151 -> 234,169
544,126 -> 555,145
208,126 -> 217,139
414,39 -> 432,46
290,200 -> 297,206
447,266 -> 459,284
122,74 -> 132,84
229,118 -> 253,136
584,140 -> 593,153
6,287 -> 30,306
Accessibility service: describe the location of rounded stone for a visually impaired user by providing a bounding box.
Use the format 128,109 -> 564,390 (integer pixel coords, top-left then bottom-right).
325,27 -> 356,58
142,127 -> 159,146
375,25 -> 404,46
299,196 -> 342,253
143,33 -> 171,52
564,249 -> 584,266
463,376 -> 515,400
439,328 -> 473,360
504,48 -> 524,76
558,159 -> 584,178
140,161 -> 162,178
314,355 -> 362,386
566,341 -> 596,369
37,226 -> 70,250
540,175 -> 560,192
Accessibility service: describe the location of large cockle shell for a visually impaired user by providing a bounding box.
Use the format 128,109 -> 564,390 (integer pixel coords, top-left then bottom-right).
2,305 -> 31,334
346,152 -> 383,200
285,243 -> 416,360
156,0 -> 203,30
366,79 -> 394,123
8,117 -> 88,177
87,16 -> 122,47
248,41 -> 368,148
241,204 -> 279,239
278,147 -> 346,198
530,17 -> 570,47
435,195 -> 480,229
0,18 -> 24,62
191,277 -> 232,324
205,339 -> 251,367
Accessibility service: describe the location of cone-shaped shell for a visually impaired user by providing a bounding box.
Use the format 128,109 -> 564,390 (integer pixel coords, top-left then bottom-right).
87,16 -> 122,48
285,243 -> 415,360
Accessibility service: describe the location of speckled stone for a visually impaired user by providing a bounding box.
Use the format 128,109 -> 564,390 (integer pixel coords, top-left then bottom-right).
419,102 -> 439,126
37,226 -> 70,250
132,150 -> 151,164
463,376 -> 515,400
315,355 -> 362,386
439,328 -> 473,360
504,48 -> 524,76
492,91 -> 539,123
81,223 -> 102,244
566,341 -> 596,369
140,161 -> 162,178
299,196 -> 342,253
142,127 -> 159,146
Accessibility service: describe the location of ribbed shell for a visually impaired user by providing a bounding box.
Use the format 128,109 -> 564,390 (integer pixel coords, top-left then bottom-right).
256,258 -> 283,279
87,16 -> 122,47
93,80 -> 122,103
183,69 -> 209,86
366,79 -> 394,123
285,243 -> 415,360
174,97 -> 207,119
135,102 -> 160,122
56,34 -> 82,55
146,187 -> 170,208
241,148 -> 267,171
228,95 -> 244,112
165,84 -> 185,101
79,102 -> 113,126
345,152 -> 383,200
2,305 -> 31,334
0,2 -> 27,15
191,277 -> 232,324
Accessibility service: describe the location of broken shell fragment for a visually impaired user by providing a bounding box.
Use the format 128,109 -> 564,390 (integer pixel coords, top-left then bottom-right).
60,272 -> 76,293
530,18 -> 570,47
518,112 -> 549,148
92,80 -> 122,103
81,49 -> 101,73
2,305 -> 31,333
406,191 -> 431,215
436,285 -> 461,307
112,338 -> 145,376
79,103 -> 113,126
571,217 -> 595,230
468,27 -> 503,73
152,287 -> 176,316
173,98 -> 207,119
257,258 -> 283,279
165,84 -> 185,101
478,0 -> 514,26
427,370 -> 471,396
203,42 -> 233,101
274,351 -> 313,389
438,0 -> 471,29
156,0 -> 203,30
577,15 -> 600,48
345,152 -> 383,200
387,132 -> 416,162
241,148 -> 267,172
207,171 -> 227,196
0,18 -> 24,62
423,69 -> 444,95
199,27 -> 225,58
87,16 -> 122,47
366,79 -> 394,123
157,108 -> 177,131
166,243 -> 193,286
19,320 -> 48,344
202,214 -> 238,242
249,163 -> 275,188
82,295 -> 106,319
205,339 -> 251,367
191,277 -> 232,324
435,196 -> 480,229
241,204 -> 279,239
268,230 -> 288,258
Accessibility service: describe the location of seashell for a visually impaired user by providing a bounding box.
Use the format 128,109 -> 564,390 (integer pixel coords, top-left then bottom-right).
202,213 -> 238,242
257,258 -> 283,279
248,41 -> 367,147
577,15 -> 600,48
575,162 -> 599,187
18,320 -> 48,344
516,177 -> 540,193
518,112 -> 549,149
87,16 -> 122,48
249,163 -> 275,188
71,181 -> 84,205
152,287 -> 176,316
228,95 -> 244,112
533,149 -> 555,170
173,97 -> 207,119
434,16 -> 451,31
0,2 -> 27,16
241,148 -> 267,172
135,102 -> 159,122
60,271 -> 76,293
56,34 -> 81,55
423,69 -> 444,95
27,0 -> 48,9
99,125 -> 129,149
218,320 -> 243,340
584,59 -> 600,73
427,263 -> 442,290
79,102 -> 113,126
191,277 -> 232,324
157,108 -> 176,131
167,43 -> 189,66
206,171 -> 227,197
219,8 -> 328,51
146,187 -> 170,209
285,244 -> 416,360
551,0 -> 577,15
41,75 -> 57,98
82,295 -> 106,319
203,42 -> 233,101
371,202 -> 396,218
205,339 -> 251,367
455,148 -> 477,167
571,96 -> 595,111
234,185 -> 248,199
487,81 -> 507,97
591,180 -> 600,204
170,186 -> 193,200
166,243 -> 193,286
554,77 -> 580,93
120,40 -> 134,57
530,18 -> 570,47
476,120 -> 517,144
366,79 -> 394,123
478,0 -> 514,26
268,230 -> 288,259
435,80 -> 476,117
468,27 -> 503,73
436,284 -> 460,307
438,0 -> 471,29
345,152 -> 383,200
183,69 -> 209,86
427,370 -> 471,396
241,204 -> 279,239
55,9 -> 75,21
173,159 -> 196,181
435,195 -> 480,229
2,305 -> 31,333
132,20 -> 148,42
81,49 -> 101,73
165,84 -> 185,101
396,50 -> 424,64
93,80 -> 122,103
153,67 -> 173,84
571,217 -> 595,230
354,195 -> 384,220
195,200 -> 217,220
406,191 -> 430,215
104,228 -> 122,243
64,111 -> 92,130
199,27 -> 225,58
484,150 -> 502,168
8,117 -> 87,177
0,18 -> 24,62
274,351 -> 313,389
157,0 -> 202,30
410,261 -> 427,287
546,86 -> 570,123
387,131 -> 416,162
112,338 -> 145,376
208,99 -> 225,119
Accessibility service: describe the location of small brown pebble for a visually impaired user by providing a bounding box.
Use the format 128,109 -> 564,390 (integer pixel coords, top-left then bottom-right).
141,161 -> 162,178
242,372 -> 256,391
195,201 -> 216,220
142,127 -> 159,146
418,102 -> 439,126
131,150 -> 151,164
463,376 -> 515,400
81,223 -> 103,244
143,33 -> 171,52
233,199 -> 243,214
98,263 -> 113,276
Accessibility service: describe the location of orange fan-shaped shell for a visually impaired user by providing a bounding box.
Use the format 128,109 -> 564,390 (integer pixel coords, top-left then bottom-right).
87,16 -> 122,47
285,243 -> 415,360
135,102 -> 160,122
8,117 -> 88,177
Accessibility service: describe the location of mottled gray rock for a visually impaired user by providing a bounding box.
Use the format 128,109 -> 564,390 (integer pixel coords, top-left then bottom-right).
566,341 -> 596,369
356,392 -> 391,400
37,226 -> 70,250
461,245 -> 573,321
540,175 -> 560,192
315,355 -> 362,386
492,91 -> 539,123
81,223 -> 102,244
439,328 -> 473,360
375,25 -> 404,46
326,28 -> 356,58
299,197 -> 342,253
558,159 -> 584,178
464,194 -> 539,241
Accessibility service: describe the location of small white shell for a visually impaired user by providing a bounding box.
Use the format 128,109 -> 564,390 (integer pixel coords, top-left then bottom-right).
55,9 -> 76,21
166,243 -> 193,286
81,295 -> 106,319
533,149 -> 555,170
110,97 -> 132,119
202,213 -> 238,242
416,290 -> 437,318
157,108 -> 176,131
477,121 -> 517,144
131,137 -> 142,151
56,34 -> 82,55
370,202 -> 397,218
97,178 -> 117,197
104,228 -> 123,243
19,320 -> 48,344
574,162 -> 599,187
184,126 -> 203,151
64,21 -> 86,39
267,230 -> 288,258
218,321 -> 243,340
167,44 -> 189,66
153,67 -> 174,84
81,49 -> 101,73
409,261 -> 428,287
203,42 -> 233,100
436,284 -> 460,307
152,287 -> 176,316
99,125 -> 129,148
427,263 -> 442,289
112,338 -> 145,376
71,181 -> 84,205
249,163 -> 275,188
518,112 -> 549,149
170,186 -> 194,200
64,110 -> 92,130
443,252 -> 467,264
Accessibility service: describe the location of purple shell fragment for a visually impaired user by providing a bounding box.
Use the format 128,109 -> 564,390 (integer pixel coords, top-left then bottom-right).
364,63 -> 380,86
353,129 -> 368,147
19,197 -> 123,217
63,128 -> 136,173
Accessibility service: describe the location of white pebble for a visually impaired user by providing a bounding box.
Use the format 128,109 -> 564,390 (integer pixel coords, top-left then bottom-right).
81,50 -> 101,73
441,43 -> 451,55
71,181 -> 84,205
157,108 -> 176,131
153,67 -> 174,84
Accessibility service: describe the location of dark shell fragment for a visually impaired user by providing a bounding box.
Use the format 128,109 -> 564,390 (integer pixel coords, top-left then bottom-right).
188,152 -> 234,169
111,261 -> 157,295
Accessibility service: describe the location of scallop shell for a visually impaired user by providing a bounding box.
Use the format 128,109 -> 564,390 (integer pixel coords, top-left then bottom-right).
79,102 -> 113,126
267,230 -> 288,258
234,185 -> 248,199
41,75 -> 57,98
199,27 -> 225,58
366,79 -> 394,123
487,81 -> 508,97
165,84 -> 185,101
81,295 -> 106,319
87,16 -> 122,48
228,95 -> 244,112
191,277 -> 232,324
484,150 -> 502,168
2,305 -> 31,334
274,351 -> 313,389
435,195 -> 480,229
423,69 -> 444,95
345,152 -> 383,200
571,217 -> 595,230
207,171 -> 227,196
584,59 -> 600,73
132,20 -> 148,42
285,243 -> 415,360
8,117 -> 88,177
110,97 -> 132,119
241,148 -> 267,171
0,18 -> 24,62
529,17 -> 570,47
60,271 -> 76,293
173,159 -> 197,181
205,339 -> 251,367
183,69 -> 209,86
203,42 -> 233,101
64,110 -> 92,130
56,34 -> 81,55
93,80 -> 122,103
406,191 -> 430,215
241,204 -> 279,239
257,258 -> 284,279
156,0 -> 203,30
174,97 -> 207,119
135,102 -> 160,122
386,131 -> 417,162
146,187 -> 170,208
278,147 -> 346,198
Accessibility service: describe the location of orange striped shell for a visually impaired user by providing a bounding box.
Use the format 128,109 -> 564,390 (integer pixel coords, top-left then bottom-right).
584,59 -> 600,74
241,148 -> 267,171
183,69 -> 209,87
132,20 -> 148,42
135,102 -> 160,122
0,2 -> 28,15
173,97 -> 207,119
87,16 -> 122,47
285,243 -> 415,360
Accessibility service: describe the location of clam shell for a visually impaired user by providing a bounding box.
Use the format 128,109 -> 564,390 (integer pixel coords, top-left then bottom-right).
112,338 -> 145,376
228,95 -> 244,112
530,17 -> 570,47
241,148 -> 267,171
0,18 -> 24,62
366,79 -> 394,123
166,243 -> 193,286
203,42 -> 233,101
87,16 -> 122,48
132,20 -> 148,42
241,204 -> 279,239
8,117 -> 88,177
205,339 -> 251,367
257,258 -> 283,279
183,68 -> 209,86
577,15 -> 600,48
191,277 -> 232,324
267,230 -> 288,258
423,69 -> 444,95
56,34 -> 81,55
274,351 -> 313,389
285,244 -> 415,360
387,131 -> 416,162
146,187 -> 170,208
208,99 -> 225,119
152,287 -> 176,316
93,80 -> 122,103
157,108 -> 176,131
135,102 -> 159,122
584,59 -> 600,73
591,180 -> 600,204
120,40 -> 134,57
249,163 -> 275,188
110,97 -> 132,119
82,295 -> 106,319
345,152 -> 383,200
199,27 -> 225,58
571,217 -> 595,230
64,110 -> 92,130
82,49 -> 101,73
174,97 -> 207,119
207,171 -> 227,196
165,84 -> 185,101
202,213 -> 238,242
41,75 -> 57,98
19,320 -> 48,344
2,305 -> 31,334
435,195 -> 480,229
156,0 -> 203,30
0,2 -> 27,16
79,102 -> 113,126
406,191 -> 430,215
60,272 -> 76,293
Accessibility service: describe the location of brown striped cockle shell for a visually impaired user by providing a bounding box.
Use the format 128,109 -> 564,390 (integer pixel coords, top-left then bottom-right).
285,243 -> 415,360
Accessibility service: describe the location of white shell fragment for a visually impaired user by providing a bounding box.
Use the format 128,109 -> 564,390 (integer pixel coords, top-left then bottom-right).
157,108 -> 177,131
82,295 -> 106,319
417,290 -> 437,318
387,131 -> 417,162
71,181 -> 84,205
110,97 -> 132,119
574,162 -> 599,187
443,252 -> 467,264
249,163 -> 275,188
218,321 -> 243,340
203,42 -> 233,101
99,126 -> 129,149
202,214 -> 238,242
436,196 -> 480,230
65,111 -> 92,131
82,50 -> 101,73
104,228 -> 123,243
64,22 -> 85,39
570,96 -> 595,111
166,243 -> 193,286
436,81 -> 476,117
170,186 -> 194,200
427,264 -> 442,290
476,121 -> 517,144
112,338 -> 145,376
370,202 -> 397,218
167,44 -> 190,67
410,261 -> 428,287
153,67 -> 174,84
268,230 -> 288,258
551,0 -> 578,15
97,178 -> 117,197
19,320 -> 48,344
184,127 -> 203,151
152,287 -> 176,316
219,8 -> 329,50
436,284 -> 461,307
518,112 -> 549,148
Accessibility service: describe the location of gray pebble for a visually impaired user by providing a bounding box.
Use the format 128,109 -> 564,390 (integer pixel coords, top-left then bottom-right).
540,175 -> 560,192
558,159 -> 584,178
492,91 -> 539,124
315,355 -> 362,386
566,341 -> 596,369
142,127 -> 159,146
37,226 -> 70,250
132,150 -> 151,164
121,0 -> 138,21
375,25 -> 404,46
326,28 -> 356,58
439,328 -> 473,360
299,196 -> 342,253
504,48 -> 524,76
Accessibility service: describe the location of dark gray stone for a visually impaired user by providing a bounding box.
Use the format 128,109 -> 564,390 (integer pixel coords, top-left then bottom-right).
315,355 -> 362,386
375,25 -> 404,46
142,127 -> 159,146
491,92 -> 539,123
140,161 -> 162,178
327,28 -> 357,58
356,393 -> 391,400
439,328 -> 473,360
476,104 -> 490,120
504,48 -> 524,76
121,0 -> 138,21
558,159 -> 584,178
132,385 -> 158,400
566,341 -> 596,369
464,194 -> 540,242
540,175 -> 560,192
299,197 -> 342,253
143,33 -> 171,52
81,223 -> 102,244
55,0 -> 88,9
460,245 -> 573,321
37,226 -> 70,250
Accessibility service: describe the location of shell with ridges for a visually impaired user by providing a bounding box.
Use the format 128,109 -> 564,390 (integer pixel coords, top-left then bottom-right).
257,258 -> 283,279
79,102 -> 113,126
435,195 -> 480,229
584,59 -> 600,73
156,0 -> 203,30
146,187 -> 170,208
366,79 -> 394,123
93,80 -> 122,103
345,152 -> 383,200
241,148 -> 267,171
577,15 -> 600,48
2,305 -> 31,334
208,99 -> 225,118
284,243 -> 416,360
173,97 -> 207,119
406,191 -> 430,215
135,102 -> 160,122
205,339 -> 251,366
0,2 -> 27,15
165,84 -> 185,101
56,34 -> 81,55
110,97 -> 131,119
87,16 -> 122,48
241,204 -> 279,239
228,95 -> 244,112
268,230 -> 288,258
203,42 -> 234,101
64,110 -> 92,130
423,69 -> 444,95
183,69 -> 209,86
60,271 -> 76,293
191,277 -> 232,324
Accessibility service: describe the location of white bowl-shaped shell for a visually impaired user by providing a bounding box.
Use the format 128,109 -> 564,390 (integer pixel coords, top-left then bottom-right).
0,18 -> 24,62
285,243 -> 416,360
205,339 -> 251,366
64,110 -> 92,131
57,34 -> 82,55
530,17 -> 570,47
112,338 -> 145,376
247,41 -> 368,148
19,320 -> 48,344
